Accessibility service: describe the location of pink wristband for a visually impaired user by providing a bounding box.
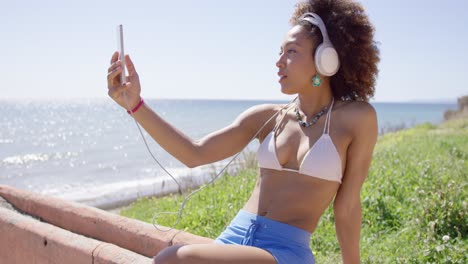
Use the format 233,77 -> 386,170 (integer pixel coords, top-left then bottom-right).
127,98 -> 144,114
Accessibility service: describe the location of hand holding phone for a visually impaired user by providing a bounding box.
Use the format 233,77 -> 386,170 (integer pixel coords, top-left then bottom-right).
107,25 -> 142,111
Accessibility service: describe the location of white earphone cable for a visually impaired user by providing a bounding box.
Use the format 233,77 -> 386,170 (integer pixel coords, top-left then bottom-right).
122,91 -> 297,232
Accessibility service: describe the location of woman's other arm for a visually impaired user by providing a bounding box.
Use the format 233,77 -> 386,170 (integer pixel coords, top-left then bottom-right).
333,102 -> 378,264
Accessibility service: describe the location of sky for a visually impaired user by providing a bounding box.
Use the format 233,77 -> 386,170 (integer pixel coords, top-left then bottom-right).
1,0 -> 467,102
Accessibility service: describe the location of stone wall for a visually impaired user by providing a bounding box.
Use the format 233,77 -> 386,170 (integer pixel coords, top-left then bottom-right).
0,185 -> 212,264
444,95 -> 468,120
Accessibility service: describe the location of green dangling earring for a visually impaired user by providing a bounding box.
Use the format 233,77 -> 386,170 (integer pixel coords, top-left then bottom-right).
312,73 -> 322,87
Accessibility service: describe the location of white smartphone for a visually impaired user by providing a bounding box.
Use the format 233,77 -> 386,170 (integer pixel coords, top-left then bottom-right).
117,24 -> 127,84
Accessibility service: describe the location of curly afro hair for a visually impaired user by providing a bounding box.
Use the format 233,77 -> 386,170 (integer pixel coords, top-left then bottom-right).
290,0 -> 380,102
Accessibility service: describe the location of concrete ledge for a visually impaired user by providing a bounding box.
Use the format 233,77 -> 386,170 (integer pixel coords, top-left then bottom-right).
0,184 -> 213,263
0,207 -> 151,264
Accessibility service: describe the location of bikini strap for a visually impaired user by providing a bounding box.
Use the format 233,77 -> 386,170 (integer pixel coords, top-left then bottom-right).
273,104 -> 294,133
323,98 -> 335,135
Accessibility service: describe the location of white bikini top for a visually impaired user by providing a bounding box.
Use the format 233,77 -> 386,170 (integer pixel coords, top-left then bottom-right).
256,99 -> 343,183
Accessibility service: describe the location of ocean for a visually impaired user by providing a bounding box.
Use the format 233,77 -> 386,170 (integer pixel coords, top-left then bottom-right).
0,98 -> 457,209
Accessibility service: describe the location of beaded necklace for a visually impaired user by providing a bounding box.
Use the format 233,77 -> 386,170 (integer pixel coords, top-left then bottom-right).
294,100 -> 330,128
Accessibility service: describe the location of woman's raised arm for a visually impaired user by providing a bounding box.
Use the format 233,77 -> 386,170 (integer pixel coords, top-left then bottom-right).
107,52 -> 277,168
131,103 -> 274,168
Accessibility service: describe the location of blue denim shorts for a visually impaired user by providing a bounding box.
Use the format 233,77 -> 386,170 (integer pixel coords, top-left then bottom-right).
214,210 -> 315,264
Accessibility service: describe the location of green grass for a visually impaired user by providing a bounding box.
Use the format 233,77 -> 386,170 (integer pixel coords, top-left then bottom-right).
121,119 -> 467,263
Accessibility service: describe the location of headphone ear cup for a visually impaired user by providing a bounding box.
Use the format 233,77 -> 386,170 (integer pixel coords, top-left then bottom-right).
314,43 -> 340,77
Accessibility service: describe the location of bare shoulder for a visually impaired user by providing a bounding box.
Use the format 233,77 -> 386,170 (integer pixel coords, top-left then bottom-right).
235,103 -> 288,138
338,100 -> 376,114
239,104 -> 286,121
336,100 -> 378,135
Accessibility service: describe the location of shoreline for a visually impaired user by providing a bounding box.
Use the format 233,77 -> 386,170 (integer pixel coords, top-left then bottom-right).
98,160 -> 246,214
3,99 -> 462,215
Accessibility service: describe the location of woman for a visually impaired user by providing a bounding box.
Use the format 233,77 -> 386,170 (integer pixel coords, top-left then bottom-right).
107,0 -> 379,263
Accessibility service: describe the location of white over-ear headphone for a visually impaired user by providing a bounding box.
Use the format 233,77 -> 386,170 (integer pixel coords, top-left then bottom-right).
299,12 -> 340,76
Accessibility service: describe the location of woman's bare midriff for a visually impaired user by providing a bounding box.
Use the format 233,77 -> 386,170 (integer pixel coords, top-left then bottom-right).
242,168 -> 341,233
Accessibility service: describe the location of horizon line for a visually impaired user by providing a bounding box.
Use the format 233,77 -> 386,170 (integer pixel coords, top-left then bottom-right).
0,95 -> 460,104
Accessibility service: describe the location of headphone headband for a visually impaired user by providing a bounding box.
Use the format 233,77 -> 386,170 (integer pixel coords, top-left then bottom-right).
299,12 -> 340,76
299,13 -> 331,43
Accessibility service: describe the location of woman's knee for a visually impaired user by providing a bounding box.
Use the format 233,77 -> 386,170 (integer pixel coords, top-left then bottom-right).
153,244 -> 201,264
153,245 -> 184,264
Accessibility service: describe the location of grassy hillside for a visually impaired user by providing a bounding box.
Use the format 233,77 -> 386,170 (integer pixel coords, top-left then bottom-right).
121,118 -> 467,263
